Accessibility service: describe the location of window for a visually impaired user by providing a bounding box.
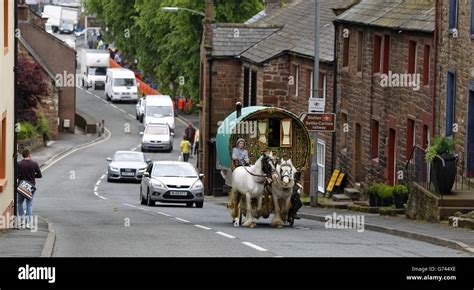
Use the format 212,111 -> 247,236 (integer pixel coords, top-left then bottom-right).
292,65 -> 299,97
250,70 -> 257,106
343,35 -> 350,68
407,119 -> 415,160
449,0 -> 458,31
3,0 -> 9,55
382,35 -> 390,74
446,71 -> 456,137
408,40 -> 417,74
373,35 -> 382,73
317,140 -> 326,192
306,69 -> 313,98
0,112 -> 6,192
243,67 -> 250,107
471,0 -> 474,36
423,45 -> 431,86
319,72 -> 327,99
371,119 -> 379,159
341,113 -> 348,153
357,31 -> 363,72
268,119 -> 281,147
280,119 -> 292,147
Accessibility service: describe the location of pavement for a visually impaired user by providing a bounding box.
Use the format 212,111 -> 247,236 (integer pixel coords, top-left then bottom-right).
205,195 -> 474,254
0,129 -> 105,257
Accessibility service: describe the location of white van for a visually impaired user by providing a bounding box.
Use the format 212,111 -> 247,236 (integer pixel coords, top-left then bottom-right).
144,95 -> 175,132
105,68 -> 138,103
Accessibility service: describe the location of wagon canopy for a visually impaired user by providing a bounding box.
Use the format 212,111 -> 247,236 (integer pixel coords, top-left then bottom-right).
216,106 -> 311,172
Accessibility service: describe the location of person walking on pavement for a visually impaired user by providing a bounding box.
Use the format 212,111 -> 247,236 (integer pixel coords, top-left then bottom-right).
193,129 -> 200,159
184,123 -> 196,158
17,149 -> 42,229
180,136 -> 191,162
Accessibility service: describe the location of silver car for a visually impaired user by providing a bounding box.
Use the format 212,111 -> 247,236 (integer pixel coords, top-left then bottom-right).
135,98 -> 146,123
140,123 -> 174,152
140,161 -> 204,208
107,151 -> 151,182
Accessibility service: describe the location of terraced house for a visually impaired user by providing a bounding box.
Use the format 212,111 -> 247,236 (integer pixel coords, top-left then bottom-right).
334,0 -> 435,188
199,0 -> 354,195
0,0 -> 15,224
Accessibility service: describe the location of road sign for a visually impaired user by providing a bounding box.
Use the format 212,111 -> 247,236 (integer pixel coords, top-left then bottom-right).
308,98 -> 325,113
301,113 -> 336,132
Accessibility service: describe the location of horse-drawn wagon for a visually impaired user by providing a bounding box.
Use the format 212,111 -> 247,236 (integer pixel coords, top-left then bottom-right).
216,106 -> 311,227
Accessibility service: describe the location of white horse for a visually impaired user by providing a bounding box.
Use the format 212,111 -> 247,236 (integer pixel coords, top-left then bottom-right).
230,152 -> 277,228
271,158 -> 297,228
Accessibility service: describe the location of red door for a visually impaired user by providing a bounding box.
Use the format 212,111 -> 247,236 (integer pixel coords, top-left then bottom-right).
387,129 -> 396,186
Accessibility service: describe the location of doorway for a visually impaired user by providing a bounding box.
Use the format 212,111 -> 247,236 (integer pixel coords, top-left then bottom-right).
387,128 -> 396,186
354,123 -> 362,182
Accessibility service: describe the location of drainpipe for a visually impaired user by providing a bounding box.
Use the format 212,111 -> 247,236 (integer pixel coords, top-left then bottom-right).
207,58 -> 214,194
432,0 -> 439,137
331,21 -> 338,178
13,0 -> 19,221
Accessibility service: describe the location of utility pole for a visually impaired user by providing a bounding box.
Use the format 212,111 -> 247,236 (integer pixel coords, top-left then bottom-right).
310,0 -> 321,207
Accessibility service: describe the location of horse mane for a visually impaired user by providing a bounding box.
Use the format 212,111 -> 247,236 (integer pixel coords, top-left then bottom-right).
253,155 -> 264,174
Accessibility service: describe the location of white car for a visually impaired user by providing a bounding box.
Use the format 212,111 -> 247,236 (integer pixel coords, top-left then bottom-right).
140,123 -> 174,152
135,98 -> 146,123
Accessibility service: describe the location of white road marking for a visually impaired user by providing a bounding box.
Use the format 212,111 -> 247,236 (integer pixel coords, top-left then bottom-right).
242,242 -> 268,252
42,127 -> 111,172
96,180 -> 101,186
216,232 -> 235,239
175,116 -> 188,126
102,99 -> 108,104
111,104 -> 118,109
94,94 -> 101,98
86,91 -> 92,95
123,203 -> 138,208
194,225 -> 211,230
101,174 -> 106,180
175,217 -> 190,223
296,226 -> 310,230
94,191 -> 99,197
99,196 -> 107,200
157,212 -> 170,217
94,186 -> 98,192
119,109 -> 127,113
138,207 -> 145,210
128,114 -> 135,118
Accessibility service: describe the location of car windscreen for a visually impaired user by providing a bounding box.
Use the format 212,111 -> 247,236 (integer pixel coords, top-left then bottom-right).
113,78 -> 136,87
145,126 -> 168,135
113,153 -> 144,162
146,106 -> 173,117
89,67 -> 107,76
152,164 -> 197,178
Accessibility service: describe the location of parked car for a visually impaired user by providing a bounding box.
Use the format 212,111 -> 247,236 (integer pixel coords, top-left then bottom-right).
140,123 -> 174,152
135,98 -> 146,122
106,151 -> 151,182
140,161 -> 204,208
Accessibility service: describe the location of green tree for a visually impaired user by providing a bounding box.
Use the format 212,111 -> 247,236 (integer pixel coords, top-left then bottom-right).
85,0 -> 263,101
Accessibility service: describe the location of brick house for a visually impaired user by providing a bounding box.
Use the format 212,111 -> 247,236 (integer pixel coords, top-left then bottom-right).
436,0 -> 474,179
334,0 -> 435,188
199,0 -> 354,195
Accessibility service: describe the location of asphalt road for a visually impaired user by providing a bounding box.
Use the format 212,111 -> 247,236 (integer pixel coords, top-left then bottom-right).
33,86 -> 471,257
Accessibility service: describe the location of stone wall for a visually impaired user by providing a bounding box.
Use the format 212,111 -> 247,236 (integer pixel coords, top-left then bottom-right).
406,183 -> 439,222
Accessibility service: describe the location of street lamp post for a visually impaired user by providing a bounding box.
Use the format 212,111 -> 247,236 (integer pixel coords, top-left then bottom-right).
310,0 -> 321,207
162,7 -> 206,17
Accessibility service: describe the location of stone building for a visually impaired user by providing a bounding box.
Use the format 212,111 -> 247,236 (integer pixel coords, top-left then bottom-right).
199,0 -> 354,195
334,0 -> 436,187
436,0 -> 474,179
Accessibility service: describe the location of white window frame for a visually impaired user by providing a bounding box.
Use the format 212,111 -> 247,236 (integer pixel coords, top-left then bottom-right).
317,140 -> 326,193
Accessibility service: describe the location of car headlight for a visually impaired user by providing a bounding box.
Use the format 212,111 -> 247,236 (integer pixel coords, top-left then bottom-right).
138,167 -> 147,173
110,167 -> 119,172
151,180 -> 166,189
191,181 -> 203,190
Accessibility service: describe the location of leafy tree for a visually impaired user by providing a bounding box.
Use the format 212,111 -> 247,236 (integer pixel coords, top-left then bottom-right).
85,0 -> 264,101
17,54 -> 50,124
